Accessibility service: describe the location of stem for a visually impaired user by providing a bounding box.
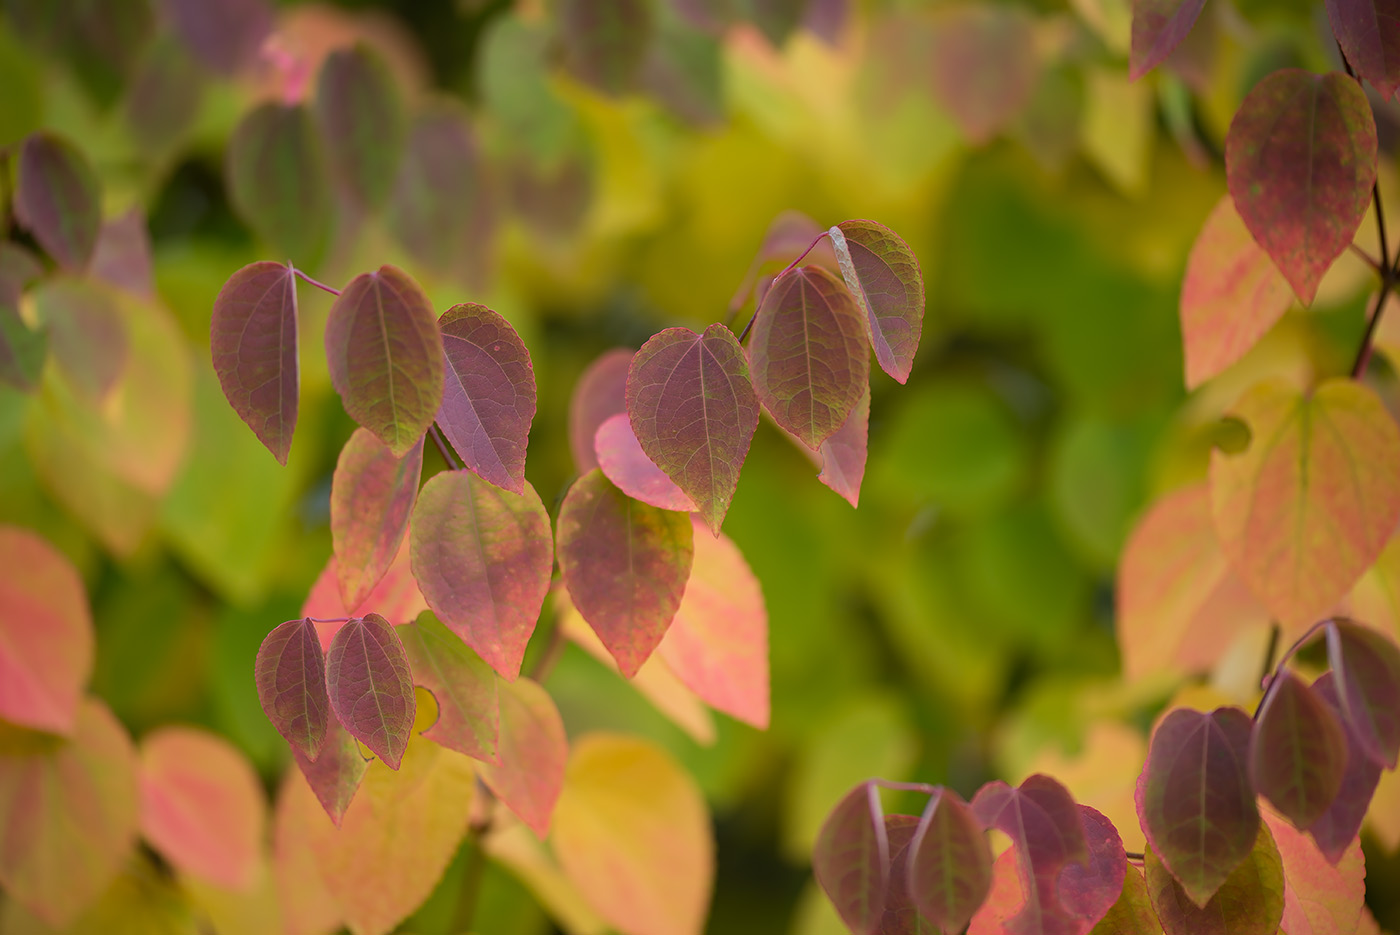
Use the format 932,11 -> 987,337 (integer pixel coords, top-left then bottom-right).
1351,287 -> 1390,380
449,832 -> 489,933
1373,181 -> 1390,272
1259,623 -> 1280,686
525,616 -> 565,683
736,231 -> 829,344
298,616 -> 348,625
292,267 -> 341,296
429,424 -> 463,472
1348,242 -> 1383,273
1253,618 -> 1331,721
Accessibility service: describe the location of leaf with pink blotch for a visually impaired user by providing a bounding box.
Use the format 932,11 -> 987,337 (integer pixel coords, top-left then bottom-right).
331,429 -> 423,610
475,676 -> 567,838
569,348 -> 632,472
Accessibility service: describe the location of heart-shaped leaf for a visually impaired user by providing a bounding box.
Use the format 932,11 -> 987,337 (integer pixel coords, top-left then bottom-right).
829,220 -> 924,384
325,613 -> 416,770
1264,807 -> 1367,935
929,4 -> 1039,144
31,278 -> 128,402
476,676 -> 567,837
1129,0 -> 1208,81
1327,0 -> 1400,101
314,43 -> 406,211
255,617 -> 330,762
331,429 -> 423,610
396,612 -> 498,763
14,131 -> 101,271
291,718 -> 368,826
1306,672 -> 1382,864
906,789 -> 992,934
1144,824 -> 1284,935
1326,618 -> 1400,768
595,412 -> 697,512
226,102 -> 332,265
569,347 -> 633,472
1250,671 -> 1347,829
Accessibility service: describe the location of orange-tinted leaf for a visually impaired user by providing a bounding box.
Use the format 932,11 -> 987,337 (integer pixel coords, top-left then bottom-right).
1250,671 -> 1347,829
1143,824 -> 1284,935
302,534 -> 429,645
817,385 -> 869,507
325,613 -> 416,770
558,0 -> 652,95
226,103 -> 332,265
31,277 -> 127,402
272,769 -> 344,935
814,781 -> 889,935
314,44 -> 405,211
569,347 -> 633,472
91,208 -> 155,299
14,131 -> 100,271
291,718 -> 367,826
1327,0 -> 1400,101
595,412 -> 697,512
1263,808 -> 1366,935
1129,0 -> 1207,81
1326,617 -> 1400,768
396,612 -> 498,763
1306,673 -> 1381,863
830,220 -> 924,384
331,429 -> 422,609
482,812 -> 610,935
906,789 -> 992,935
476,676 -> 567,838
929,4 -> 1038,144
0,526 -> 92,735
255,617 -> 330,762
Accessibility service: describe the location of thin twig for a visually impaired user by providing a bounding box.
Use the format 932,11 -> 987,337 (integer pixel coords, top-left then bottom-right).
1351,287 -> 1390,380
292,267 -> 342,296
1253,618 -> 1331,720
736,231 -> 830,344
429,424 -> 463,472
1348,242 -> 1384,273
525,617 -> 566,683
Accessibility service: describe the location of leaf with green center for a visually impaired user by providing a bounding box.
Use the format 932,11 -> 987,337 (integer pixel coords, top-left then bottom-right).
1305,672 -> 1381,864
558,0 -> 653,95
1135,707 -> 1258,906
626,323 -> 760,533
1225,70 -> 1376,305
291,718 -> 367,826
906,788 -> 992,935
324,613 -> 416,770
1129,0 -> 1207,80
1263,808 -> 1365,935
1327,0 -> 1400,100
314,43 -> 405,211
1250,671 -> 1347,828
556,470 -> 695,677
814,781 -> 889,935
749,265 -> 870,450
929,4 -> 1038,144
1210,379 -> 1400,633
817,384 -> 870,507
210,261 -> 300,465
1143,824 -> 1284,935
226,102 -> 332,265
829,220 -> 924,384
396,612 -> 498,763
0,301 -> 45,393
409,470 -> 553,681
1083,868 -> 1161,934
476,676 -> 567,838
596,412 -> 696,512
331,429 -> 423,610
1326,617 -> 1400,768
30,277 -> 127,401
254,617 -> 330,762
14,131 -> 101,270
569,347 -> 633,472
324,265 -> 444,458
435,302 -> 537,494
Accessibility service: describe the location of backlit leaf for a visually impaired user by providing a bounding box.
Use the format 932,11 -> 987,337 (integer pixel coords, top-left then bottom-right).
596,412 -> 696,512
226,103 -> 332,265
476,676 -> 567,838
1136,707 -> 1258,906
1129,0 -> 1207,80
557,470 -> 695,677
325,613 -> 416,770
1225,70 -> 1376,305
91,209 -> 155,299
1210,379 -> 1400,632
0,526 -> 92,734
1327,0 -> 1400,100
558,0 -> 652,95
14,131 -> 100,271
1250,670 -> 1347,830
481,813 -> 610,935
749,265 -> 869,450
314,44 -> 405,211
906,789 -> 991,935
1305,673 -> 1381,864
569,347 -> 633,472
396,611 -> 498,763
1084,868 -> 1161,935
331,429 -> 423,610
626,323 -> 761,532
878,814 -> 927,935
928,4 -> 1038,144
817,386 -> 869,507
1143,824 -> 1284,935
435,302 -> 537,494
829,220 -> 924,384
31,277 -> 127,401
291,718 -> 367,826
324,265 -> 444,458
1326,617 -> 1400,768
254,618 -> 330,763
1263,808 -> 1366,935
273,771 -> 345,935
303,535 -> 429,644
163,0 -> 272,74
409,469 -> 553,681
210,261 -> 300,465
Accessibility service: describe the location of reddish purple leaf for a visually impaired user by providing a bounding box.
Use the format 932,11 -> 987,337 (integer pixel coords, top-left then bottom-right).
1129,0 -> 1208,81
730,210 -> 825,307
324,613 -> 416,770
14,132 -> 100,271
1327,0 -> 1400,100
255,618 -> 331,763
558,0 -> 652,95
1144,824 -> 1285,935
1307,672 -> 1382,864
211,260 -> 299,464
31,278 -> 127,402
409,470 -> 554,681
435,303 -> 536,495
829,220 -> 924,384
749,264 -> 870,450
595,412 -> 697,512
1251,670 -> 1348,829
905,788 -> 993,934
325,265 -> 444,458
161,0 -> 272,74
569,348 -> 633,472
331,429 -> 423,610
818,385 -> 869,507
1326,617 -> 1400,768
475,676 -> 567,838
879,814 -> 927,935
291,717 -> 368,826
1136,706 -> 1258,906
91,208 -> 155,298
625,324 -> 760,532
226,102 -> 332,265
396,612 -> 499,763
315,43 -> 406,211
929,5 -> 1038,144
1225,70 -> 1377,305
556,469 -> 695,678
813,781 -> 890,935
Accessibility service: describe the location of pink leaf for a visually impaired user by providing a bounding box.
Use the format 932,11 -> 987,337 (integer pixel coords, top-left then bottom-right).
1264,808 -> 1366,935
32,277 -> 128,402
303,533 -> 429,646
829,220 -> 925,384
254,617 -> 330,762
331,429 -> 423,609
1327,0 -> 1400,101
813,781 -> 890,935
1129,0 -> 1208,81
14,132 -> 101,271
476,676 -> 567,838
325,613 -> 416,770
1250,671 -> 1347,829
291,718 -> 368,826
396,612 -> 499,763
90,208 -> 156,298
163,0 -> 272,74
928,5 -> 1038,144
595,412 -> 697,512
817,386 -> 869,507
568,347 -> 633,472
1326,617 -> 1400,768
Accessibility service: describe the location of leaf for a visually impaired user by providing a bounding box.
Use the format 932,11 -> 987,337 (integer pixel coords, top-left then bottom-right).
482,813 -> 610,935
14,131 -> 101,270
331,429 -> 423,609
291,718 -> 367,827
396,611 -> 499,763
435,302 -> 537,494
324,613 -> 416,770
1085,868 -> 1162,935
1327,0 -> 1400,100
303,534 -> 429,643
558,0 -> 653,95
1263,809 -> 1366,935
0,300 -> 46,393
476,676 -> 567,838
210,261 -> 300,465
1179,194 -> 1296,388
31,277 -> 128,401
816,386 -> 870,507
273,771 -> 344,935
0,698 -> 139,927
137,726 -> 266,890
254,618 -> 330,763
551,733 -> 714,935
409,470 -> 554,681
569,347 -> 633,472
905,789 -> 992,935
1129,0 -> 1208,81
226,102 -> 332,265
1305,673 -> 1382,864
1250,671 -> 1348,828
748,265 -> 870,450
595,412 -> 697,512
625,323 -> 761,532
90,208 -> 156,298
829,220 -> 925,384
813,783 -> 889,935
162,0 -> 272,74
928,4 -> 1039,144
1225,70 -> 1376,305
1210,379 -> 1400,632
1143,824 -> 1284,935
1135,707 -> 1258,907
0,526 -> 92,734
729,210 -> 827,310
557,469 -> 695,677
1326,617 -> 1400,768
324,265 -> 445,458
878,814 -> 928,935
314,43 -> 406,211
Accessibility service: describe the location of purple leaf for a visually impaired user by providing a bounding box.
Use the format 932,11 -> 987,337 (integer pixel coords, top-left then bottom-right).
556,469 -> 694,677
817,379 -> 869,508
1326,618 -> 1400,768
331,429 -> 424,610
124,36 -> 204,151
1057,807 -> 1127,930
90,209 -> 155,298
1250,670 -> 1348,828
813,781 -> 890,935
1307,672 -> 1382,864
595,412 -> 697,513
160,0 -> 272,74
324,265 -> 444,458
435,303 -> 537,495
558,0 -> 653,95
291,717 -> 367,826
210,261 -> 300,465
905,788 -> 993,934
1327,0 -> 1400,100
396,612 -> 499,763
1144,824 -> 1285,935
254,618 -> 330,762
879,814 -> 927,935
324,613 -> 416,770
14,132 -> 101,271
409,470 -> 554,681
568,348 -> 633,472
625,323 -> 760,532
729,210 -> 835,312
226,102 -> 333,265
314,43 -> 406,211
30,278 -> 127,402
1129,0 -> 1208,81
830,220 -> 925,384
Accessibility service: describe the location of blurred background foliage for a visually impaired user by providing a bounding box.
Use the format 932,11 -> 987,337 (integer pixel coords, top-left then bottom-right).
3,0 -> 1399,931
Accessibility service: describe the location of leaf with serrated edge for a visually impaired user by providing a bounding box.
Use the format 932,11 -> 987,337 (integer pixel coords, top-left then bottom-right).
331,429 -> 423,609
1250,671 -> 1347,828
1327,617 -> 1400,768
595,412 -> 697,513
226,103 -> 332,264
1144,823 -> 1284,935
254,617 -> 330,762
1306,672 -> 1381,863
829,220 -> 924,384
1327,0 -> 1400,101
906,789 -> 992,934
315,44 -> 406,211
476,676 -> 567,838
1263,808 -> 1365,935
569,348 -> 633,472
15,132 -> 101,270
325,613 -> 416,770
396,612 -> 498,763
1129,0 -> 1208,80
292,717 -> 367,826
814,781 -> 889,935
32,278 -> 128,402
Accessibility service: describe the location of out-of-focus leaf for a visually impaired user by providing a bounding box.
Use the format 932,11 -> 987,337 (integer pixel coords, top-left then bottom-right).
1080,67 -> 1155,196
640,18 -> 722,125
161,0 -> 271,74
1306,673 -> 1381,863
253,618 -> 329,763
1084,868 -> 1161,934
1326,617 -> 1400,767
1263,808 -> 1365,935
558,0 -> 653,95
124,35 -> 203,152
1014,65 -> 1084,174
273,769 -> 344,935
226,103 -> 332,266
813,781 -> 888,935
1143,824 -> 1284,934
569,348 -> 632,472
1250,671 -> 1347,830
829,220 -> 924,384
1327,0 -> 1400,100
325,613 -> 415,770
396,611 -> 498,763
291,718 -> 367,827
14,131 -> 100,271
483,813 -> 609,935
91,209 -> 155,299
906,790 -> 991,935
0,300 -> 45,393
1129,0 -> 1207,80
314,44 -> 405,211
928,4 -> 1037,144
31,277 -> 127,402
596,412 -> 696,512
302,535 -> 428,642
476,676 -> 567,838
0,851 -> 199,935
331,429 -> 422,610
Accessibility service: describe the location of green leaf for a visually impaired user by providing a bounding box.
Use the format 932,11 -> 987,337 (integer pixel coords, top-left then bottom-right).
226,102 -> 332,266
1143,824 -> 1284,935
396,611 -> 499,763
314,43 -> 406,211
15,131 -> 101,271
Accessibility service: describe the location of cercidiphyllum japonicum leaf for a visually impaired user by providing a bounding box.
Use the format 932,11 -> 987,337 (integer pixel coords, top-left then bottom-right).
14,131 -> 101,271
0,698 -> 138,928
1210,379 -> 1400,633
324,265 -> 445,458
1143,824 -> 1284,935
409,470 -> 553,681
303,534 -> 429,646
396,613 -> 498,763
1327,0 -> 1400,101
730,210 -> 828,310
1305,673 -> 1382,863
0,300 -> 45,393
292,718 -> 368,826
210,261 -> 300,465
816,385 -> 870,508
595,412 -> 697,512
314,43 -> 406,212
254,617 -> 330,762
878,814 -> 928,935
137,727 -> 266,891
569,347 -> 633,472
30,278 -> 127,402
1249,670 -> 1348,829
557,0 -> 653,95
625,323 -> 760,532
0,526 -> 93,735
928,3 -> 1039,144
828,220 -> 925,385
475,676 -> 567,838
91,208 -> 156,299
904,789 -> 992,935
272,769 -> 344,935
1326,617 -> 1400,768
1264,809 -> 1367,935
1073,868 -> 1160,935
324,613 -> 416,770
331,429 -> 423,610
163,0 -> 272,75
479,816 -> 610,935
1179,194 -> 1296,389
1128,0 -> 1208,81
1136,707 -> 1258,907
551,734 -> 714,935
434,302 -> 537,495
556,469 -> 696,678
1224,69 -> 1377,306
226,102 -> 333,266
748,265 -> 870,451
